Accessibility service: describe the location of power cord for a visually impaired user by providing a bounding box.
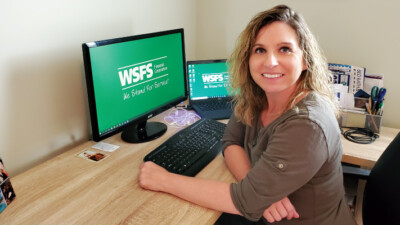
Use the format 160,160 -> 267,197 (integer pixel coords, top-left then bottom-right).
341,127 -> 379,144
175,104 -> 193,110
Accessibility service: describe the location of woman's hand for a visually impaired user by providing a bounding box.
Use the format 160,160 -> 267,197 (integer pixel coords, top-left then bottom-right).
263,197 -> 299,223
138,161 -> 170,192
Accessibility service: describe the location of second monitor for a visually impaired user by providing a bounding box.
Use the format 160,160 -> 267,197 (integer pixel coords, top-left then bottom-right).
187,59 -> 234,120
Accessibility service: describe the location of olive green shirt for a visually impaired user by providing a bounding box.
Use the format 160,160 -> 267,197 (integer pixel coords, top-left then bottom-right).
222,92 -> 356,225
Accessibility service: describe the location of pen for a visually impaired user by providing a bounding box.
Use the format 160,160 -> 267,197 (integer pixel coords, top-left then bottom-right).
374,101 -> 383,115
368,97 -> 373,114
365,102 -> 379,132
377,104 -> 384,116
370,86 -> 379,112
366,102 -> 372,115
374,88 -> 386,114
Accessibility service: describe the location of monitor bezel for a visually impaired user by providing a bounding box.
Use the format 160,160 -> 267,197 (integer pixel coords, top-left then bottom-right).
82,28 -> 188,142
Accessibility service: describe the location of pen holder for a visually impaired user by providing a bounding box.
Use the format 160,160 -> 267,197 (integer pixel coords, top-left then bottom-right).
340,111 -> 382,133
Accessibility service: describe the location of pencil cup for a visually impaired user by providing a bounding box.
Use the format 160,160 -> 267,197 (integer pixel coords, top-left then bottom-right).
340,111 -> 382,133
365,114 -> 382,133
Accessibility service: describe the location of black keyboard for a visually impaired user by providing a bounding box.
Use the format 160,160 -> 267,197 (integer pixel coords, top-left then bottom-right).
143,118 -> 227,177
197,101 -> 232,111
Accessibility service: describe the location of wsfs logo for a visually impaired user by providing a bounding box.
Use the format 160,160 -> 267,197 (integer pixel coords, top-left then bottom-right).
202,74 -> 223,83
118,63 -> 153,87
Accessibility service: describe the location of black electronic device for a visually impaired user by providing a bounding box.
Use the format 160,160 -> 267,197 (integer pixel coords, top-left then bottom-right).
144,118 -> 226,176
187,59 -> 235,119
82,29 -> 187,143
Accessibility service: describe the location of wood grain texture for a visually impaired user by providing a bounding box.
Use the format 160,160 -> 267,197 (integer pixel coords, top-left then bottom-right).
341,126 -> 399,169
1,108 -> 397,224
0,113 -> 235,225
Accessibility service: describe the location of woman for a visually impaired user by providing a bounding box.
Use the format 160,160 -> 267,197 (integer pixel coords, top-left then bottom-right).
139,5 -> 356,224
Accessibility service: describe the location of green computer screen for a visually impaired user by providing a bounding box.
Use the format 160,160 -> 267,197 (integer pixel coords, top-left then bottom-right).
188,61 -> 230,99
87,31 -> 186,136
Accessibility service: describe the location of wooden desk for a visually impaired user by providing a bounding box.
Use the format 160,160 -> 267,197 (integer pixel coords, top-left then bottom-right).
0,109 -> 235,225
341,126 -> 399,169
1,106 -> 397,224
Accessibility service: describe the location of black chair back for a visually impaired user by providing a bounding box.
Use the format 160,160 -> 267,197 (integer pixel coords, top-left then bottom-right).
363,132 -> 400,225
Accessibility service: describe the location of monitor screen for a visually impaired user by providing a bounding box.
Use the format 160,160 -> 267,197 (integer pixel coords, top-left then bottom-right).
187,59 -> 231,100
82,28 -> 187,143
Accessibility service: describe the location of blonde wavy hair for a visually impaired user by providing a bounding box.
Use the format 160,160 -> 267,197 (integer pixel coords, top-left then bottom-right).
229,5 -> 339,126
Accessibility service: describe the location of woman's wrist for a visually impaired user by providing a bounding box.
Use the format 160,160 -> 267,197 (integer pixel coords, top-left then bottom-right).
159,171 -> 174,192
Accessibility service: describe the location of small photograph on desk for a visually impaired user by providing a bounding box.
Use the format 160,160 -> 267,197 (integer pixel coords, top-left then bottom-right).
77,149 -> 109,163
0,157 -> 16,214
0,178 -> 16,205
0,191 -> 7,213
0,158 -> 9,183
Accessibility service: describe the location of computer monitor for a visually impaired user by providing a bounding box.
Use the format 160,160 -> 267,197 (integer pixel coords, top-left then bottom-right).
187,59 -> 232,100
82,28 -> 187,143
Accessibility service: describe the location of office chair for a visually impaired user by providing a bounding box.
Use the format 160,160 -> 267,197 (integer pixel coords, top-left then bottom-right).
342,132 -> 400,225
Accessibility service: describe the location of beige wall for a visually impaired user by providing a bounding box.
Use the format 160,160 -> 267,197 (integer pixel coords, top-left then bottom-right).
1,0 -> 399,176
197,0 -> 400,128
0,0 -> 197,176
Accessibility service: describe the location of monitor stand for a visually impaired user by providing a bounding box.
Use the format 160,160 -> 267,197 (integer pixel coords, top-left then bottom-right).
121,120 -> 167,143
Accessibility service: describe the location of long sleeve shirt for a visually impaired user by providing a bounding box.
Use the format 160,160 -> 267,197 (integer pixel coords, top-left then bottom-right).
222,92 -> 356,225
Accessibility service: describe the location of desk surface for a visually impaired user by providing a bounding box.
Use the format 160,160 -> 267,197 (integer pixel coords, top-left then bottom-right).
1,108 -> 398,224
0,109 -> 235,225
341,126 -> 399,169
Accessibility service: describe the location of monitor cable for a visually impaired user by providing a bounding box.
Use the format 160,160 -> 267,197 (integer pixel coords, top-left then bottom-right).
341,127 -> 379,144
175,104 -> 193,110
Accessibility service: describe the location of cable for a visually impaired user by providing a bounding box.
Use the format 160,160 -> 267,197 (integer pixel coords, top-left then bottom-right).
341,127 -> 379,144
175,104 -> 194,110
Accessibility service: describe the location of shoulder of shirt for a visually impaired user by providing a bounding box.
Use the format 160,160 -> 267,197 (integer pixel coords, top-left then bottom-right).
280,92 -> 337,129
